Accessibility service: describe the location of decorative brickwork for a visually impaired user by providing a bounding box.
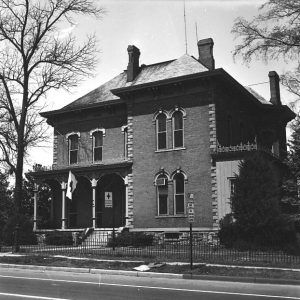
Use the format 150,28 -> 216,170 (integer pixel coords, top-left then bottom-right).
127,173 -> 134,227
209,104 -> 218,228
127,104 -> 134,162
126,103 -> 134,227
53,130 -> 58,166
208,104 -> 217,150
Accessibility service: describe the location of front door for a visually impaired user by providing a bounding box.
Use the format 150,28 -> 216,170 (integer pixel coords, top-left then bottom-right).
96,174 -> 125,228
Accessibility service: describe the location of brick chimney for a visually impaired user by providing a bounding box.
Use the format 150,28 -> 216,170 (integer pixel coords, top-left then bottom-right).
268,71 -> 281,105
197,38 -> 215,71
127,45 -> 140,82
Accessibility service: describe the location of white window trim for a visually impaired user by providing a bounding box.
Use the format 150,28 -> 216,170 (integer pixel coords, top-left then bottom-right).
156,174 -> 170,216
153,108 -> 170,121
67,133 -> 79,165
66,131 -> 80,140
228,177 -> 237,199
121,125 -> 128,159
172,110 -> 185,149
91,131 -> 104,163
156,112 -> 168,151
172,170 -> 187,215
89,128 -> 106,138
121,125 -> 128,132
169,106 -> 186,118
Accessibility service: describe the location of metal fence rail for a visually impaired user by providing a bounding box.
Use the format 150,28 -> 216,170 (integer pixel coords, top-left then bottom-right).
1,231 -> 299,265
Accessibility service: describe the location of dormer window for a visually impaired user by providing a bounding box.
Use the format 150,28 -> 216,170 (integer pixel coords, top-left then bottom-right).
68,134 -> 79,165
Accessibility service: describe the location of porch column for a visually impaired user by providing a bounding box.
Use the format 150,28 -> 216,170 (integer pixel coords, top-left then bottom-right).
124,176 -> 129,227
61,182 -> 67,229
33,183 -> 39,231
91,178 -> 97,228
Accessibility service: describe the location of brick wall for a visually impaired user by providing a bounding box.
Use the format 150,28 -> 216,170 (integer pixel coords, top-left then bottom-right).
131,92 -> 214,229
53,106 -> 127,168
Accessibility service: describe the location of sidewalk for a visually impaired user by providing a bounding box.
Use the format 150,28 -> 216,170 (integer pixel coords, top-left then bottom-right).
0,252 -> 299,285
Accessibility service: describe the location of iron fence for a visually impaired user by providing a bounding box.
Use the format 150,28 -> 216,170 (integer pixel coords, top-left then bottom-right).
1,231 -> 299,266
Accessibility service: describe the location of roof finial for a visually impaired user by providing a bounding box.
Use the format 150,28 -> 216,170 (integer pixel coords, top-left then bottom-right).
195,22 -> 199,44
184,0 -> 188,54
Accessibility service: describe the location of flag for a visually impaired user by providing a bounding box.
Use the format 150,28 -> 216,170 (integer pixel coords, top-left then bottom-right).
66,171 -> 77,200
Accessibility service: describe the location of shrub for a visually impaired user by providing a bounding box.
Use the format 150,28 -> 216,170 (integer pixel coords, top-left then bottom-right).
219,207 -> 299,252
218,214 -> 239,248
1,215 -> 37,246
107,231 -> 154,247
44,231 -> 73,245
219,153 -> 300,251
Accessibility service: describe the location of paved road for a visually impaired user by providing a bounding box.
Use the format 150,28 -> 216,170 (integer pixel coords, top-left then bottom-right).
0,268 -> 299,300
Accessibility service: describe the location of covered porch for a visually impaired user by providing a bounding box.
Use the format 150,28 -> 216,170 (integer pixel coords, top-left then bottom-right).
29,162 -> 133,231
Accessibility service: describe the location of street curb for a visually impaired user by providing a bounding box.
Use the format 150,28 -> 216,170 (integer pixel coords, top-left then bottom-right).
182,273 -> 300,286
0,263 -> 90,274
1,263 -> 299,285
90,268 -> 182,279
0,263 -> 182,279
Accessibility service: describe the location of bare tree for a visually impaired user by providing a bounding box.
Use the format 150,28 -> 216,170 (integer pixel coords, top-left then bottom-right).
232,0 -> 300,98
0,0 -> 104,243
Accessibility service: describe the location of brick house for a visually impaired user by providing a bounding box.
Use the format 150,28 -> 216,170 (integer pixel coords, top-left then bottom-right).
30,38 -> 295,234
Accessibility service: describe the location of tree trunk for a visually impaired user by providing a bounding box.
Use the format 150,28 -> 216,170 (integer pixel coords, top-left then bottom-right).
12,140 -> 25,252
13,73 -> 28,252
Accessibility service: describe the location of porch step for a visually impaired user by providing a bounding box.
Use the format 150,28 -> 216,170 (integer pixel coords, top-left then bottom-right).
81,230 -> 112,247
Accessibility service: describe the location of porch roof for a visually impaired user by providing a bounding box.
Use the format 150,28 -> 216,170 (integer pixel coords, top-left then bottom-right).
28,161 -> 132,181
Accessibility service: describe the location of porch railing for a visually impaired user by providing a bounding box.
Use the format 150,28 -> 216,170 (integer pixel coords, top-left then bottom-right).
212,141 -> 279,158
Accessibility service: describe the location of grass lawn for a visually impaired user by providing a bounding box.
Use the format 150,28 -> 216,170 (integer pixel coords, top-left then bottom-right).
0,254 -> 299,281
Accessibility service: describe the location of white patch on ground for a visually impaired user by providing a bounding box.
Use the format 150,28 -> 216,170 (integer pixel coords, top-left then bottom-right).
0,252 -> 25,257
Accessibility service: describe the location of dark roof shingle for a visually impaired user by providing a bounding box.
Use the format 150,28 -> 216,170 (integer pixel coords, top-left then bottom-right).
62,54 -> 208,111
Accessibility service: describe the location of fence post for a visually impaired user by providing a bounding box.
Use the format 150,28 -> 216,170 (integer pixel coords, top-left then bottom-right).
190,223 -> 193,270
112,227 -> 115,251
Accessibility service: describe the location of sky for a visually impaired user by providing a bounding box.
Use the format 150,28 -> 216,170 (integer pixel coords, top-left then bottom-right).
27,0 -> 297,170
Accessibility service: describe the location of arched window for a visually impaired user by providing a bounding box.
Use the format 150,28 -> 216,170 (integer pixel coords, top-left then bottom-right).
93,131 -> 103,162
68,134 -> 79,164
173,172 -> 185,215
156,174 -> 168,215
156,113 -> 167,150
172,111 -> 184,148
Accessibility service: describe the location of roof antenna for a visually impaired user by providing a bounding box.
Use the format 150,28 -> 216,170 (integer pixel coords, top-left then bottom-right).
184,0 -> 188,54
195,22 -> 199,42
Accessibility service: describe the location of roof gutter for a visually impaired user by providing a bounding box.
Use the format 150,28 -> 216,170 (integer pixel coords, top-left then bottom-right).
40,98 -> 125,118
111,69 -> 220,96
111,68 -> 265,107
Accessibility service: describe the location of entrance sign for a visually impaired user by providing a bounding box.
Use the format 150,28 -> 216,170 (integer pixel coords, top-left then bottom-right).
187,193 -> 195,270
105,192 -> 113,208
187,194 -> 195,223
